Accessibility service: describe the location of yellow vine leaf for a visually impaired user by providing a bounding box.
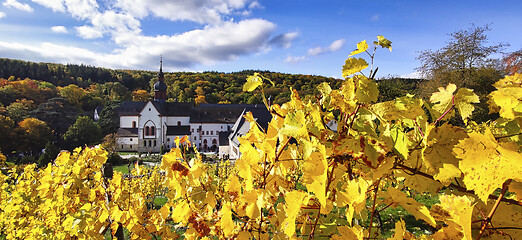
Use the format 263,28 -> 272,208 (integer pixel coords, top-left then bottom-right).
431,195 -> 475,240
331,225 -> 365,240
370,94 -> 425,122
336,178 -> 370,224
349,40 -> 369,57
354,75 -> 379,103
423,124 -> 468,176
430,83 -> 457,119
302,150 -> 328,207
509,181 -> 522,201
219,202 -> 235,238
243,73 -> 263,92
488,73 -> 522,119
383,187 -> 436,227
279,111 -> 308,139
454,88 -> 480,121
387,219 -> 414,240
454,129 -> 522,203
342,58 -> 368,78
375,35 -> 392,51
433,164 -> 461,186
281,190 -> 308,237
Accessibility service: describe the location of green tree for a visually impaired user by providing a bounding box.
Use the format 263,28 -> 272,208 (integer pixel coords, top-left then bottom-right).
31,97 -> 80,136
416,25 -> 506,96
98,100 -> 121,135
0,115 -> 16,154
37,141 -> 59,168
416,25 -> 507,123
63,116 -> 102,148
5,99 -> 35,123
58,84 -> 86,108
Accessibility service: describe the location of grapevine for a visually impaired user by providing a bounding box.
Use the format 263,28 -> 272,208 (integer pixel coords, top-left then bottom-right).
0,36 -> 521,239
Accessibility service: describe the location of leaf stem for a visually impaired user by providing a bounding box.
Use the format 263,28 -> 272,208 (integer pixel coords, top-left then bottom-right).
434,95 -> 455,125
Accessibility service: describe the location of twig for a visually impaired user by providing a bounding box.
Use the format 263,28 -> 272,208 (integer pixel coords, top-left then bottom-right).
367,178 -> 381,239
476,179 -> 512,240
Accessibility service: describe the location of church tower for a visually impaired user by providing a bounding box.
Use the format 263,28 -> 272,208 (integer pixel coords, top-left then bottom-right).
153,56 -> 167,102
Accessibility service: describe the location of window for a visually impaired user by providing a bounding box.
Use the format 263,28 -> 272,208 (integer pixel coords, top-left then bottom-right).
150,126 -> 155,136
149,108 -> 151,111
177,121 -> 181,126
206,131 -> 209,135
211,131 -> 213,135
154,140 -> 157,147
130,145 -> 132,149
194,136 -> 197,140
167,138 -> 170,142
192,128 -> 194,133
121,145 -> 124,148
132,121 -> 136,128
221,126 -> 223,129
130,138 -> 133,141
145,126 -> 149,136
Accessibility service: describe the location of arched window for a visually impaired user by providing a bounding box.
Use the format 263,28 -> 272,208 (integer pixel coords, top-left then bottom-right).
150,126 -> 155,136
132,121 -> 136,128
145,126 -> 149,136
212,139 -> 217,145
203,139 -> 207,145
177,121 -> 181,126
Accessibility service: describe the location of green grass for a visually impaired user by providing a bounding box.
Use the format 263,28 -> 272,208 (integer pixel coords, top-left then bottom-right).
113,164 -> 133,174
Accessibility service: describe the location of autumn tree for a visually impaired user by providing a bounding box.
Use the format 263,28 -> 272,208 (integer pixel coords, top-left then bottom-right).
0,115 -> 16,154
63,116 -> 103,149
132,89 -> 150,101
194,86 -> 207,105
502,49 -> 522,75
31,97 -> 80,136
18,118 -> 51,153
5,99 -> 35,123
58,84 -> 86,108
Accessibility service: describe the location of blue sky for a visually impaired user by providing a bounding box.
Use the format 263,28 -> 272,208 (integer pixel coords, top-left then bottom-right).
0,0 -> 520,79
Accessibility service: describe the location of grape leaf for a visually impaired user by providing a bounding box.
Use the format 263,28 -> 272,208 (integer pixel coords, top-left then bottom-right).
430,194 -> 475,240
509,181 -> 522,201
281,190 -> 308,237
354,75 -> 379,103
342,58 -> 368,78
473,200 -> 522,239
433,163 -> 461,186
243,73 -> 263,92
349,40 -> 368,57
375,35 -> 392,51
387,219 -> 414,240
488,73 -> 522,119
454,88 -> 480,121
219,202 -> 235,237
423,124 -> 468,175
331,225 -> 365,240
430,83 -> 457,119
454,129 -> 522,203
383,187 -> 436,227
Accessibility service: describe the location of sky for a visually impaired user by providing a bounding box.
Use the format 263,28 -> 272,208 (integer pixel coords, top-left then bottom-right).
0,0 -> 520,79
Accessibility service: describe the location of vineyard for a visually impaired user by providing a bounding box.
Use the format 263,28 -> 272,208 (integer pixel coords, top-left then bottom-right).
1,36 -> 521,239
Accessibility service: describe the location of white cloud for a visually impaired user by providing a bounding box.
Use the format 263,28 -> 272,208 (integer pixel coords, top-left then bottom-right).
285,55 -> 307,64
371,14 -> 379,22
307,38 -> 346,56
75,25 -> 103,39
114,0 -> 253,24
269,31 -> 298,48
328,39 -> 345,52
4,0 -> 277,71
0,19 -> 276,70
0,12 -> 5,18
3,0 -> 33,12
400,71 -> 422,79
51,25 -> 68,33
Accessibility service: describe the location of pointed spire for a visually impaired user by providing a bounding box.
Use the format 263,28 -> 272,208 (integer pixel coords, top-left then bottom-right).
158,55 -> 164,80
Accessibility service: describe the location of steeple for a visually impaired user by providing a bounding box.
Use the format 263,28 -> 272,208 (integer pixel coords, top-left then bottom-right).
158,55 -> 164,80
154,56 -> 167,102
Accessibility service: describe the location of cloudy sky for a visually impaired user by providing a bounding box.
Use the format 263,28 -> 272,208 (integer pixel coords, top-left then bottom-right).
0,0 -> 520,78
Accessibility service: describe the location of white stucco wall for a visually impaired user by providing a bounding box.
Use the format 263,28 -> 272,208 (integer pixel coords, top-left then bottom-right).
120,116 -> 139,128
190,123 -> 234,151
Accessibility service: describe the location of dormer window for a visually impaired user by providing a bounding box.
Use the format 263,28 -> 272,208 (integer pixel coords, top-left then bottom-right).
177,121 -> 181,126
